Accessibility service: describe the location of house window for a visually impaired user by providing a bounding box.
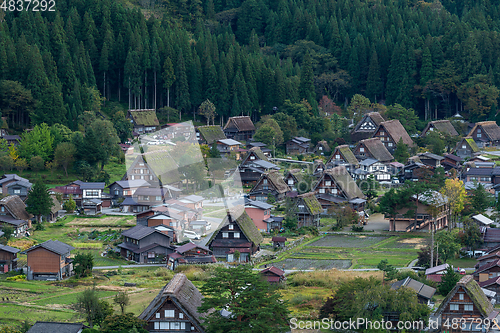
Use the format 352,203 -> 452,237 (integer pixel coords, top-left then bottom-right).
478,133 -> 482,138
288,179 -> 294,185
263,179 -> 268,185
1,206 -> 5,212
332,189 -> 338,195
229,224 -> 234,230
234,232 -> 240,238
464,304 -> 473,311
124,190 -> 130,196
459,293 -> 464,300
114,190 -> 119,195
155,196 -> 161,201
156,313 -> 160,318
335,154 -> 340,160
223,232 -> 229,238
250,156 -> 255,160
388,143 -> 393,147
165,310 -> 175,318
360,147 -> 365,152
462,145 -> 466,149
179,313 -> 184,319
380,131 -> 385,136
478,129 -> 482,133
159,322 -> 170,329
450,304 -> 459,311
14,189 -> 21,194
319,188 -> 325,194
325,180 -> 331,186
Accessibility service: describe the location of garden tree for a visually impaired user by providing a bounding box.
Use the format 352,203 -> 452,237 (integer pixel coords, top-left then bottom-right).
417,246 -> 443,268
272,113 -> 297,143
319,277 -> 430,325
435,231 -> 461,263
18,123 -> 55,162
74,287 -> 114,328
358,175 -> 378,200
459,219 -> 483,251
209,143 -> 221,159
346,94 -> 371,122
457,74 -> 499,121
383,104 -> 419,135
198,99 -> 217,125
113,292 -> 130,314
378,188 -> 412,230
440,178 -> 466,229
253,117 -> 284,147
0,80 -> 36,129
100,313 -> 147,333
63,195 -> 77,213
1,226 -> 15,242
0,156 -> 14,171
198,265 -> 290,333
283,196 -> 298,230
329,205 -> 358,229
8,144 -> 18,161
162,57 -> 175,108
393,138 -> 410,163
14,158 -> 28,173
438,266 -> 460,296
51,123 -> 74,146
425,131 -> 446,155
25,180 -> 54,223
470,183 -> 493,214
89,119 -> 120,170
29,156 -> 44,171
73,252 -> 94,278
377,259 -> 397,281
112,111 -> 133,143
54,142 -> 77,177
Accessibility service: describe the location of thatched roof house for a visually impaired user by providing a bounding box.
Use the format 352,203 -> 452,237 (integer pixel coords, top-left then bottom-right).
353,138 -> 394,163
421,120 -> 459,137
373,119 -> 414,153
197,125 -> 226,145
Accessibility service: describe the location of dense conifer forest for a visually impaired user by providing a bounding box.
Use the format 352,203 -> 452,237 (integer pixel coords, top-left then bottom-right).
1,0 -> 500,136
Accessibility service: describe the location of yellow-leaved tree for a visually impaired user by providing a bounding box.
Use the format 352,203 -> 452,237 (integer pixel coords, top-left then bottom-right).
440,178 -> 466,229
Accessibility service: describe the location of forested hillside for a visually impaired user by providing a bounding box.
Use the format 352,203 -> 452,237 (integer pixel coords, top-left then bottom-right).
1,0 -> 500,137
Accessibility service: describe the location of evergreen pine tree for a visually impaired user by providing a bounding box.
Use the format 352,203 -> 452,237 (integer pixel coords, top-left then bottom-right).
26,179 -> 54,223
299,52 -> 315,107
366,50 -> 382,102
175,50 -> 190,119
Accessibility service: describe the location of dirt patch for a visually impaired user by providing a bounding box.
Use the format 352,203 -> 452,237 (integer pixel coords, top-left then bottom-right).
68,217 -> 133,226
393,238 -> 428,249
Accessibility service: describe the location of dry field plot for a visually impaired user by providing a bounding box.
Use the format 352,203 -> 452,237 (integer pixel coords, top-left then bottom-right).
67,216 -> 135,227
308,235 -> 388,248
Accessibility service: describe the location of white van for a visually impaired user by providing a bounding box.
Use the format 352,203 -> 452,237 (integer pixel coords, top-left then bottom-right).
183,230 -> 201,240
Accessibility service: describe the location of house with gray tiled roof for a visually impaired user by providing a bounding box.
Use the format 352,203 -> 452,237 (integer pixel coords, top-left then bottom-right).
26,322 -> 88,333
23,240 -> 74,280
118,224 -> 174,263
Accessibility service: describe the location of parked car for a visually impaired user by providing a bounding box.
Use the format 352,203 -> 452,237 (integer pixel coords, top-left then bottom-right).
183,230 -> 201,240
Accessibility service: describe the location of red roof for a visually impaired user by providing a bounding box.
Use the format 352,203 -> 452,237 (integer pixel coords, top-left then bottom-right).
475,259 -> 500,274
260,266 -> 285,277
427,274 -> 443,283
169,253 -> 183,260
51,186 -> 82,195
479,276 -> 500,288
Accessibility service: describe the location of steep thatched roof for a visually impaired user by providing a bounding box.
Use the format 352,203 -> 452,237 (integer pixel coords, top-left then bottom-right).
50,195 -> 62,214
358,138 -> 394,162
242,147 -> 269,164
197,125 -> 226,143
265,170 -> 290,194
454,137 -> 480,153
329,145 -> 358,165
468,121 -> 500,141
325,165 -> 365,200
0,195 -> 31,220
298,192 -> 323,215
139,273 -> 205,330
422,120 -> 459,136
208,208 -> 264,247
377,120 -> 414,146
287,169 -> 305,184
436,275 -> 495,318
353,112 -> 385,132
224,116 -> 255,132
129,110 -> 159,127
313,140 -> 331,153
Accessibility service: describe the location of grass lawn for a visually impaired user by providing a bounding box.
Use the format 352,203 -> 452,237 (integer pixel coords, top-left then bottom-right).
447,258 -> 478,269
0,303 -> 76,326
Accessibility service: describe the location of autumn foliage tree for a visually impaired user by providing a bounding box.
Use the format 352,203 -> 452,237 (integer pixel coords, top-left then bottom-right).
440,178 -> 466,229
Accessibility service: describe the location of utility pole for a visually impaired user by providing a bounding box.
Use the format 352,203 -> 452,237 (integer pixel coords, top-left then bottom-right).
430,220 -> 434,268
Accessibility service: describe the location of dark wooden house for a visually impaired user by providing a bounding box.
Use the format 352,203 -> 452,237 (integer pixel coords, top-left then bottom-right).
372,119 -> 415,153
118,225 -> 174,263
0,244 -> 20,272
248,170 -> 290,202
139,273 -> 205,332
107,179 -> 150,205
207,209 -> 264,262
467,121 -> 500,147
390,277 -> 436,305
350,112 -> 385,142
327,144 -> 359,169
167,241 -> 216,270
0,174 -> 31,199
23,240 -> 74,281
474,259 -> 500,283
127,109 -> 160,134
442,153 -> 462,172
260,266 -> 286,284
286,137 -> 311,155
272,236 -> 286,249
479,276 -> 500,304
0,195 -> 32,237
454,137 -> 481,158
353,138 -> 394,163
295,192 -> 322,228
196,125 -> 226,145
237,147 -> 279,185
311,140 -> 331,156
312,165 -> 366,213
284,169 -> 309,193
223,116 -> 255,142
420,119 -> 459,137
435,275 -> 498,332
313,160 -> 326,177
